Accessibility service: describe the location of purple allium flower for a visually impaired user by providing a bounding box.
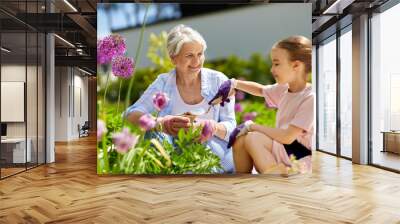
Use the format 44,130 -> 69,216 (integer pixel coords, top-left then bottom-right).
112,56 -> 134,78
235,91 -> 245,101
139,114 -> 156,131
97,34 -> 126,64
153,92 -> 170,111
200,120 -> 214,143
234,103 -> 243,113
97,120 -> 107,141
112,128 -> 138,154
243,112 -> 257,122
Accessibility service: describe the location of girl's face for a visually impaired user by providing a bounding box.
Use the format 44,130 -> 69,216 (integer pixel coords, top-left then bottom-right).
270,47 -> 301,84
171,42 -> 205,76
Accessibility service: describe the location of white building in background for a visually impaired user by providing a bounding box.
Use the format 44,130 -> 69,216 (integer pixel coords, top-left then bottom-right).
116,4 -> 311,68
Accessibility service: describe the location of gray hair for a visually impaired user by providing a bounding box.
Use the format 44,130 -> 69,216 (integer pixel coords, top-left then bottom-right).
167,24 -> 207,57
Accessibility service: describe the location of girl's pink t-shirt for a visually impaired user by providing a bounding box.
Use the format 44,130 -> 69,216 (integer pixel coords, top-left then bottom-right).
262,83 -> 315,169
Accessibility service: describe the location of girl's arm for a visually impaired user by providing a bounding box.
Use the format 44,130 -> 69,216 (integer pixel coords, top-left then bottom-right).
249,124 -> 303,145
234,79 -> 265,97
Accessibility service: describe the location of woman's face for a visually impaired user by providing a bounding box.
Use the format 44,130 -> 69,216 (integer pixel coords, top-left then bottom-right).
171,41 -> 205,76
270,47 -> 298,84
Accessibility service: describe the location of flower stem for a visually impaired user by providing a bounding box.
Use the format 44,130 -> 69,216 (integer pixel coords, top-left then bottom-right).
102,131 -> 109,173
116,79 -> 123,130
101,69 -> 111,173
97,142 -> 101,174
103,70 -> 111,106
124,4 -> 150,110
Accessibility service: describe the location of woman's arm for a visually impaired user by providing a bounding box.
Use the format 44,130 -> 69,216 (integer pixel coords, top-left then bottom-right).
214,123 -> 227,140
250,124 -> 303,145
234,79 -> 265,97
126,111 -> 145,126
128,110 -> 190,136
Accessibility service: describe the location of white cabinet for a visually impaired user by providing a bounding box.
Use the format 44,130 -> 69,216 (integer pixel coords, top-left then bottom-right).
1,138 -> 32,163
1,82 -> 25,122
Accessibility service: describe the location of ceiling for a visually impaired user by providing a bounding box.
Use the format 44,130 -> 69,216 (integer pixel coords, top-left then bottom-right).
0,0 -> 96,74
308,0 -> 389,43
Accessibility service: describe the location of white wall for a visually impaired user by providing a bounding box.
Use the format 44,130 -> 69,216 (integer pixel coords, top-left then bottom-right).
118,4 -> 311,68
72,73 -> 89,138
54,67 -> 89,141
55,66 -> 68,141
1,65 -> 26,139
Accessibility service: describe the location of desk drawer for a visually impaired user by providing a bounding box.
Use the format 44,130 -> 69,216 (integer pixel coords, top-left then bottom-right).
384,133 -> 400,154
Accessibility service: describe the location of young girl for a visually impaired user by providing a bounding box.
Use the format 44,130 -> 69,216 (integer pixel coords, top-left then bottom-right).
210,35 -> 313,174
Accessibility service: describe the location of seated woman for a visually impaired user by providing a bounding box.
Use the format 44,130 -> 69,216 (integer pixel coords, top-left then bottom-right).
125,24 -> 236,173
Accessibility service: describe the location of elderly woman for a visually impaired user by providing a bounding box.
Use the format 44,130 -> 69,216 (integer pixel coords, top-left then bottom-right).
125,24 -> 236,173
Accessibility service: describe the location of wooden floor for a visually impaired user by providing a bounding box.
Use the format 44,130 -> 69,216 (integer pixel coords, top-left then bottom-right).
1,136 -> 400,223
372,151 -> 400,171
0,167 -> 26,178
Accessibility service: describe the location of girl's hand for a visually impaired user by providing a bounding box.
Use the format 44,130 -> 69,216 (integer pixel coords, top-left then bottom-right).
227,120 -> 253,148
208,79 -> 236,107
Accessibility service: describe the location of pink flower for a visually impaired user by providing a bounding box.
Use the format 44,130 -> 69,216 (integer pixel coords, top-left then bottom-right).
112,128 -> 138,154
243,112 -> 257,122
153,92 -> 169,111
97,120 -> 107,141
139,114 -> 156,131
234,103 -> 243,113
97,34 -> 126,64
200,120 -> 215,143
112,56 -> 134,78
235,91 -> 245,101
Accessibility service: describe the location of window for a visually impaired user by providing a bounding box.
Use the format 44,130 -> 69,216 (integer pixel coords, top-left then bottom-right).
339,27 -> 352,158
0,1 -> 46,179
317,35 -> 337,154
371,2 -> 400,171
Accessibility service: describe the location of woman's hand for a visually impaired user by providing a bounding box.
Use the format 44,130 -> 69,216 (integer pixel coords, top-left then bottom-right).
208,79 -> 236,107
193,119 -> 217,143
157,115 -> 191,136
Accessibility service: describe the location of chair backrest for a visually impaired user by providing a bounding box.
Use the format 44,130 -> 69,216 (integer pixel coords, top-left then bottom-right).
82,121 -> 90,129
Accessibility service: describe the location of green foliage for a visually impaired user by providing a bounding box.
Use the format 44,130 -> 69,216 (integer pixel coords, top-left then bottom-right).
235,101 -> 276,126
98,99 -> 276,174
116,126 -> 222,174
170,128 -> 222,174
147,32 -> 175,73
247,53 -> 274,85
97,98 -> 222,174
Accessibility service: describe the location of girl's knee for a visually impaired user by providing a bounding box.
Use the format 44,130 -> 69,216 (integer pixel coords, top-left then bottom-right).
245,132 -> 273,149
245,132 -> 268,143
232,135 -> 245,151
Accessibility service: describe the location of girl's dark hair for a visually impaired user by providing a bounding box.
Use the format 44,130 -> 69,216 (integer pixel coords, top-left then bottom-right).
273,35 -> 312,74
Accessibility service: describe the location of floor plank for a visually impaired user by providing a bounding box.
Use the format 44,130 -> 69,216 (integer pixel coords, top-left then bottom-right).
0,135 -> 400,223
